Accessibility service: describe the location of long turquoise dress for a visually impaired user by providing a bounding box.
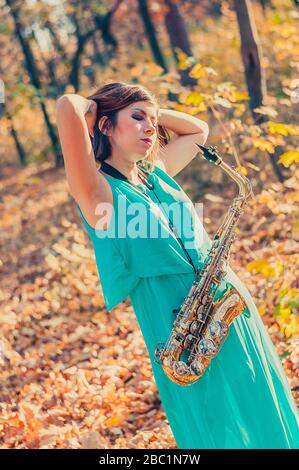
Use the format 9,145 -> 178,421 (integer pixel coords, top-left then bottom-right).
76,164 -> 299,449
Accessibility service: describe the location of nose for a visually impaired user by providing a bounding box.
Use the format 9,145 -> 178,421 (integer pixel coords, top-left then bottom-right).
145,122 -> 156,135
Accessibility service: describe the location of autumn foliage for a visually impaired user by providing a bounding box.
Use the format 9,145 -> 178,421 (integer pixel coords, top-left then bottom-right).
0,0 -> 298,449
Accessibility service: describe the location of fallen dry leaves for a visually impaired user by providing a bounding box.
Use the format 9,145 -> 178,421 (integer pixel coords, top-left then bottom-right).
0,162 -> 298,449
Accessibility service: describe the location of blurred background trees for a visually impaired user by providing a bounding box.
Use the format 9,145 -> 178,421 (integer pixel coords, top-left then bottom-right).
0,0 -> 298,183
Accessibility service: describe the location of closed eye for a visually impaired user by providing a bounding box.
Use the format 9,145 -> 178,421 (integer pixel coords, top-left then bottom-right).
132,114 -> 157,127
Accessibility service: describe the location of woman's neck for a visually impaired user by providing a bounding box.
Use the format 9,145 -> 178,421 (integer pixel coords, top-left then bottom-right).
103,157 -> 141,184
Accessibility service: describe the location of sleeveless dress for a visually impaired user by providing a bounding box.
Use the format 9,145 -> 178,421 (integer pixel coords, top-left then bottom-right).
76,164 -> 299,449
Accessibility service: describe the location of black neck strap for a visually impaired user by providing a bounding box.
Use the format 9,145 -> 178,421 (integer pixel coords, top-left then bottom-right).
100,160 -> 154,189
100,160 -> 129,181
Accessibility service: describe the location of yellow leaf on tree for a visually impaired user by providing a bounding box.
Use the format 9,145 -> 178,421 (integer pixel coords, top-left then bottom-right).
185,91 -> 204,106
174,103 -> 187,112
178,60 -> 190,70
231,90 -> 250,101
278,151 -> 299,167
252,138 -> 275,153
188,103 -> 207,114
235,165 -> 248,176
176,50 -> 190,70
176,49 -> 188,62
189,64 -> 205,79
145,62 -> 164,76
268,121 -> 292,136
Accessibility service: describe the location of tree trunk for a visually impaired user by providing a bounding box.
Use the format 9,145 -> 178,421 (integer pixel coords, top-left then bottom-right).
68,14 -> 95,92
163,0 -> 197,88
9,114 -> 27,166
138,0 -> 168,73
259,0 -> 273,13
5,0 -> 63,166
31,29 -> 63,98
92,1 -> 124,68
92,35 -> 106,70
233,0 -> 266,119
1,107 -> 27,166
233,0 -> 287,182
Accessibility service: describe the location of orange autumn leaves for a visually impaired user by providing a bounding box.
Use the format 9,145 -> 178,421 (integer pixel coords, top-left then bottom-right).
1,163 -> 299,449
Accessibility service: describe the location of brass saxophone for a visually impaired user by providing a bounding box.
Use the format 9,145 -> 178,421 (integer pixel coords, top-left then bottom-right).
154,144 -> 254,386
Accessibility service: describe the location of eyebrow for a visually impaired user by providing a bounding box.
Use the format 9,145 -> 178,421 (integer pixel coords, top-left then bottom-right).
132,107 -> 157,121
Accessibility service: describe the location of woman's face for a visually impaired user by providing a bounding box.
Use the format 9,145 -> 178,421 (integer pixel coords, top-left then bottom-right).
103,100 -> 159,162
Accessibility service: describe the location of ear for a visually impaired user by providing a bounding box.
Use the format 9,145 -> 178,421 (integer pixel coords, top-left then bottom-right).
98,116 -> 111,135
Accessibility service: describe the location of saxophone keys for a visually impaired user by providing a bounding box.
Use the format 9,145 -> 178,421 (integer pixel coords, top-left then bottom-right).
196,305 -> 205,315
196,338 -> 217,357
209,320 -> 228,339
190,359 -> 205,376
184,334 -> 194,349
173,360 -> 190,377
189,321 -> 197,334
154,343 -> 166,363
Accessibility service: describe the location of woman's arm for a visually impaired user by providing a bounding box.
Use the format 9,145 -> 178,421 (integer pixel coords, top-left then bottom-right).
155,108 -> 209,177
158,108 -> 209,136
56,94 -> 99,200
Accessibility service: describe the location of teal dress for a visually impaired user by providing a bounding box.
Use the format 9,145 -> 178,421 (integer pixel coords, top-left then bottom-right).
77,164 -> 299,449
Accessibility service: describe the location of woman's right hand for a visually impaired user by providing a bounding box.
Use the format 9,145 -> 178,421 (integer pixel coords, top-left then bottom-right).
85,99 -> 98,138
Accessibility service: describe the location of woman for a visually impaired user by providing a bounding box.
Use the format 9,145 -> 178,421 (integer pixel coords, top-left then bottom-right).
56,81 -> 299,449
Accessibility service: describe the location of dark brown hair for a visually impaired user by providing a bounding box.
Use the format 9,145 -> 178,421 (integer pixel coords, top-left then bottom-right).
87,81 -> 170,172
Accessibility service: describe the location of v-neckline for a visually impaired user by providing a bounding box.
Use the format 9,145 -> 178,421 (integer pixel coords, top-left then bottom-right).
98,167 -> 152,188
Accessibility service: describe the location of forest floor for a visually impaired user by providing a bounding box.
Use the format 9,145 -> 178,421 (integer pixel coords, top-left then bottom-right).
0,161 -> 298,449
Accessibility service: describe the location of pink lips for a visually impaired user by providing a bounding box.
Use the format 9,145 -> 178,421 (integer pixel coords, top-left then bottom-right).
141,138 -> 152,146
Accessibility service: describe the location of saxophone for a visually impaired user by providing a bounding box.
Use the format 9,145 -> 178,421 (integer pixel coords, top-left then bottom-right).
154,144 -> 254,386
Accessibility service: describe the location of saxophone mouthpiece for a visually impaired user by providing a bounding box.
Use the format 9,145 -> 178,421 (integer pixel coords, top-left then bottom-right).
195,143 -> 222,165
195,143 -> 207,152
